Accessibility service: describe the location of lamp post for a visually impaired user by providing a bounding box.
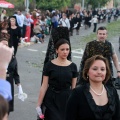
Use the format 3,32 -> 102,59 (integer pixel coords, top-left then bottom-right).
82,0 -> 84,10
25,0 -> 29,13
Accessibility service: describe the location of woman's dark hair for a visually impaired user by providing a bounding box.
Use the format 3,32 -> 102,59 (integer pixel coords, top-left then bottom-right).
0,95 -> 8,120
0,32 -> 10,42
55,39 -> 70,50
83,55 -> 111,83
0,21 -> 9,31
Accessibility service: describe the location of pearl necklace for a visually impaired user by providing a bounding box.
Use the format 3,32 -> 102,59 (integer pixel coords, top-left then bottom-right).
90,85 -> 104,96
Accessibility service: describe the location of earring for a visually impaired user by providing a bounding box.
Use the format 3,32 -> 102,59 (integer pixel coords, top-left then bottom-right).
87,76 -> 89,79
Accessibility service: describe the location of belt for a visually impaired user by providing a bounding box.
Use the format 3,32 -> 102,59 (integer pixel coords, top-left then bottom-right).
49,86 -> 70,93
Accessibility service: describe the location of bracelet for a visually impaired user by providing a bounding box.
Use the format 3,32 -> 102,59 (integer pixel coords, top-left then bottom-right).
117,71 -> 120,73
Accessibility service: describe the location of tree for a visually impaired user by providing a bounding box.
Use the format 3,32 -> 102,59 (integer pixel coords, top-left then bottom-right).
114,0 -> 120,7
7,0 -> 24,6
86,0 -> 111,8
36,0 -> 71,10
70,0 -> 82,7
7,0 -> 36,11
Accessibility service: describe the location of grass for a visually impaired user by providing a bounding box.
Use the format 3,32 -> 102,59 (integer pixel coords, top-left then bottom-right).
107,20 -> 120,39
81,19 -> 120,43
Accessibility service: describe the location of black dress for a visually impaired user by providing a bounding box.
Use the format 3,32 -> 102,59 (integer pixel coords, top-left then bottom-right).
43,61 -> 78,120
66,84 -> 120,120
8,27 -> 21,56
6,56 -> 20,112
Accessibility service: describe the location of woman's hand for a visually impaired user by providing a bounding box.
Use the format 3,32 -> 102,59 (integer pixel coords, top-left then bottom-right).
36,106 -> 45,119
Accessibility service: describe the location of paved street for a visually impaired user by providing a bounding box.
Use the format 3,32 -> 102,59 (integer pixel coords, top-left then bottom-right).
9,21 -> 120,120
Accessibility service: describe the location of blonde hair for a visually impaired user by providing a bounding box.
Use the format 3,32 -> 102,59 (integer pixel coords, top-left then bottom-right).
10,18 -> 16,21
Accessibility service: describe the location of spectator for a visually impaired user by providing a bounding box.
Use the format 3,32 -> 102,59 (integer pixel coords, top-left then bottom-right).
23,12 -> 33,42
17,10 -> 24,37
1,9 -> 7,22
33,22 -> 44,43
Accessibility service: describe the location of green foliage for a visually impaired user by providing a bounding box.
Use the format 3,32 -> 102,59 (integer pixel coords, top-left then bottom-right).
36,0 -> 71,10
86,0 -> 111,8
7,0 -> 24,6
70,0 -> 82,7
81,20 -> 120,43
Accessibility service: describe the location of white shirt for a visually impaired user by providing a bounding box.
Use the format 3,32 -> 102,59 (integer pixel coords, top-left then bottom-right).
19,14 -> 25,27
60,18 -> 70,29
92,17 -> 98,23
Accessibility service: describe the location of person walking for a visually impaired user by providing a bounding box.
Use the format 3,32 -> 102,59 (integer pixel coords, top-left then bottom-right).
8,16 -> 22,56
91,15 -> 98,32
36,39 -> 78,120
66,55 -> 120,120
0,27 -> 25,114
77,26 -> 120,86
74,13 -> 82,35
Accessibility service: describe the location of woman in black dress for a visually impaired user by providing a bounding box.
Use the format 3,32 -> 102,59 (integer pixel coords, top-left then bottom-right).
36,39 -> 78,120
8,16 -> 22,56
74,13 -> 82,35
66,55 -> 120,120
0,24 -> 23,114
0,32 -> 20,113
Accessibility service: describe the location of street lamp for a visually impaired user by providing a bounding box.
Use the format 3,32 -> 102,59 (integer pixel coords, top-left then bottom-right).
82,0 -> 84,10
24,0 -> 29,13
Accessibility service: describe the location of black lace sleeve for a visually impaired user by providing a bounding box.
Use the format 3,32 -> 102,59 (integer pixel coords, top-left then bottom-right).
77,43 -> 89,85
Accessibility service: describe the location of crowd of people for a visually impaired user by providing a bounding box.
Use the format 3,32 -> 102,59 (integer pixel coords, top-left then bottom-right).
0,8 -> 120,44
0,7 -> 120,120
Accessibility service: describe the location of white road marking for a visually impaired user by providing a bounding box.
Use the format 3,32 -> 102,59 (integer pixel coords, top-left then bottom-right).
111,61 -> 120,64
42,51 -> 46,53
27,49 -> 38,52
73,56 -> 82,58
14,93 -> 18,97
72,49 -> 84,54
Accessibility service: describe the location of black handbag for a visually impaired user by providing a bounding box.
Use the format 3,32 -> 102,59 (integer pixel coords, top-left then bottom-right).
113,77 -> 120,89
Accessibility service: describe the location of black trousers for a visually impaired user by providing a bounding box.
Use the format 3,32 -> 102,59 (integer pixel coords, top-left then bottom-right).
23,25 -> 26,38
93,23 -> 97,32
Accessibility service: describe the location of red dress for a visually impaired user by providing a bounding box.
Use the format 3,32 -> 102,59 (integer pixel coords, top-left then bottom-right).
25,17 -> 33,42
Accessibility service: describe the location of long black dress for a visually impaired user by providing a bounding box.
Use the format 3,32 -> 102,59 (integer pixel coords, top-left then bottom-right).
6,56 -> 20,112
40,27 -> 71,84
42,61 -> 78,120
